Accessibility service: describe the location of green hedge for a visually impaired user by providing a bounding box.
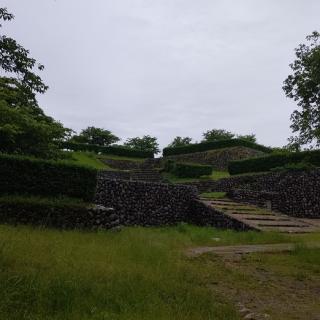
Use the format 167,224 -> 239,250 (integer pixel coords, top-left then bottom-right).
0,195 -> 91,229
0,154 -> 97,201
163,139 -> 272,156
164,160 -> 212,178
228,150 -> 320,175
60,141 -> 154,159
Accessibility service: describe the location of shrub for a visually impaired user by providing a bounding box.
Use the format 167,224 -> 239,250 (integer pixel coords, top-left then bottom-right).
163,139 -> 271,156
171,162 -> 212,178
270,162 -> 316,172
60,141 -> 154,158
0,195 -> 91,229
228,150 -> 320,175
0,153 -> 97,201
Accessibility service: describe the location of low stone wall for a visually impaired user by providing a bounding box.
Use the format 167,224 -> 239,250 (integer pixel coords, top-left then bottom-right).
0,202 -> 119,230
94,179 -> 198,226
166,146 -> 264,170
227,170 -> 320,218
100,158 -> 163,170
228,189 -> 281,211
100,158 -> 142,170
98,170 -> 131,181
188,200 -> 255,231
181,173 -> 267,193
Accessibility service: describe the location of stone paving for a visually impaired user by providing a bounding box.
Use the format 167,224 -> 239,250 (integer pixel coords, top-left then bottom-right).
186,242 -> 320,257
201,198 -> 320,234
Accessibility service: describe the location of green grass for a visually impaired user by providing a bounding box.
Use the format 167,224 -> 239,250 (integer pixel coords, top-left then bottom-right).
69,152 -> 145,170
0,224 -> 240,320
70,152 -> 109,169
98,154 -> 145,162
199,192 -> 227,199
162,171 -> 230,183
0,224 -> 319,320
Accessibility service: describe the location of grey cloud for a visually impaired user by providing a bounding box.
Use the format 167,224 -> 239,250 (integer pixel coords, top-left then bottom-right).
2,0 -> 320,149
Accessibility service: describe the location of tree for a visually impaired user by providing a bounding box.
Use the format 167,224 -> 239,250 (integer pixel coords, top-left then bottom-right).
71,127 -> 120,146
167,136 -> 192,148
202,129 -> 235,142
0,7 -> 69,158
0,100 -> 67,158
283,31 -> 320,148
124,135 -> 160,154
237,134 -> 257,143
0,8 -> 48,95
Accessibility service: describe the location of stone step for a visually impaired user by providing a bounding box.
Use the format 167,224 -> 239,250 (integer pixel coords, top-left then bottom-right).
204,199 -> 320,234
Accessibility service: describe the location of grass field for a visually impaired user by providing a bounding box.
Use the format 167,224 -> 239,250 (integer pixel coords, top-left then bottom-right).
0,224 -> 319,320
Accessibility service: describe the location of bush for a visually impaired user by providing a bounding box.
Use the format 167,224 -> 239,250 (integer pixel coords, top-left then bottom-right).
0,153 -> 97,201
60,141 -> 154,158
270,162 -> 316,172
0,195 -> 91,229
228,150 -> 320,175
164,161 -> 212,178
163,139 -> 271,156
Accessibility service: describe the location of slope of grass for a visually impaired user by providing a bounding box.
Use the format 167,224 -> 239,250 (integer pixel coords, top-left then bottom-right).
70,151 -> 109,169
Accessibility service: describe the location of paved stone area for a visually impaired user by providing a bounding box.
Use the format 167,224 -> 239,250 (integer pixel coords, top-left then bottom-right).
201,198 -> 320,233
186,242 -> 320,257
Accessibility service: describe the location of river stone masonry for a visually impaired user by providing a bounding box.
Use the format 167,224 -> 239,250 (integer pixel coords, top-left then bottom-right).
94,179 -> 198,226
165,146 -> 264,170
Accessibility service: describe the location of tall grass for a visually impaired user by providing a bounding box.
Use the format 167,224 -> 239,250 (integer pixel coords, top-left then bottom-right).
0,224 -> 318,320
0,224 -> 241,320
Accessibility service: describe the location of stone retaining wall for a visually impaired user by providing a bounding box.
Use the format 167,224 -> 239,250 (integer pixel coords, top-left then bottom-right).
181,173 -> 267,193
94,179 -> 198,226
188,200 -> 255,231
165,146 -> 264,170
0,202 -> 118,230
99,170 -> 131,180
227,170 -> 320,218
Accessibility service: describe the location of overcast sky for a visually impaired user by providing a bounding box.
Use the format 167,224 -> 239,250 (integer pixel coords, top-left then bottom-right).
2,0 -> 320,149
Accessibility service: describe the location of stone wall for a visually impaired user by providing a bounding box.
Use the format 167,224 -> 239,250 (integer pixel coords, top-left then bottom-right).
94,179 -> 198,226
99,170 -> 131,181
181,173 -> 267,193
188,200 -> 255,231
0,202 -> 119,230
100,158 -> 162,171
227,170 -> 320,218
165,146 -> 264,170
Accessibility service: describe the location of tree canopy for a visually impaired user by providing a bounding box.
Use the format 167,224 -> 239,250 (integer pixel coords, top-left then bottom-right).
202,129 -> 256,143
71,127 -> 120,146
124,135 -> 160,154
0,7 -> 69,158
167,136 -> 192,148
283,31 -> 320,148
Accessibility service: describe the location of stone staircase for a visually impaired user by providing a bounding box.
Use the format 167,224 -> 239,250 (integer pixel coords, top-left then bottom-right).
201,198 -> 320,233
130,169 -> 163,183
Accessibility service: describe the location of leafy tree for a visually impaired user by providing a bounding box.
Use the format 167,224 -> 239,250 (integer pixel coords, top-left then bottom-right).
202,129 -> 235,142
283,31 -> 320,148
124,135 -> 160,154
0,8 -> 48,95
0,100 -> 67,158
71,127 -> 120,146
237,134 -> 257,143
0,7 -> 69,158
167,136 -> 193,148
